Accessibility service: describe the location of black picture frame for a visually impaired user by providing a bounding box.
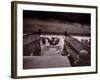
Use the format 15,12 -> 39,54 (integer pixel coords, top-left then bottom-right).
11,1 -> 98,78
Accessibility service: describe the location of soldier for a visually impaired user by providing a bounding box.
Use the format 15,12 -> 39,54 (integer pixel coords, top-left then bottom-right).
74,50 -> 90,66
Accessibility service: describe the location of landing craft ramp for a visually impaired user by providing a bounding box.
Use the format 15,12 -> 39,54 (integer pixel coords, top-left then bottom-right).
23,32 -> 90,69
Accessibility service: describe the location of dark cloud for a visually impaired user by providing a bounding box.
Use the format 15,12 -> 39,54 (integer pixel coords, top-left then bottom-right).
23,10 -> 90,25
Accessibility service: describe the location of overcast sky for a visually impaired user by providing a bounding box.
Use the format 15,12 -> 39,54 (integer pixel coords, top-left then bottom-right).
23,10 -> 90,25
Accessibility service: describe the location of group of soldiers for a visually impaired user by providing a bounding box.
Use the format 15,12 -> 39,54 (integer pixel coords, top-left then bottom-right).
81,38 -> 91,46
41,37 -> 60,46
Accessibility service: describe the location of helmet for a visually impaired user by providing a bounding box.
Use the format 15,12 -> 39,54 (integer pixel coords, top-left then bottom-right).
79,50 -> 88,59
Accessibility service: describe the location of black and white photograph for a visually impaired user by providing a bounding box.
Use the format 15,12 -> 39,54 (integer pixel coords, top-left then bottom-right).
23,10 -> 91,69
11,1 -> 97,78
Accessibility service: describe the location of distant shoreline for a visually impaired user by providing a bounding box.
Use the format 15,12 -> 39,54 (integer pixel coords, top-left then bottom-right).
23,32 -> 90,37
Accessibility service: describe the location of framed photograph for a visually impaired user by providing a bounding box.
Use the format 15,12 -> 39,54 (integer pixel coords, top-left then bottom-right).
11,1 -> 97,78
